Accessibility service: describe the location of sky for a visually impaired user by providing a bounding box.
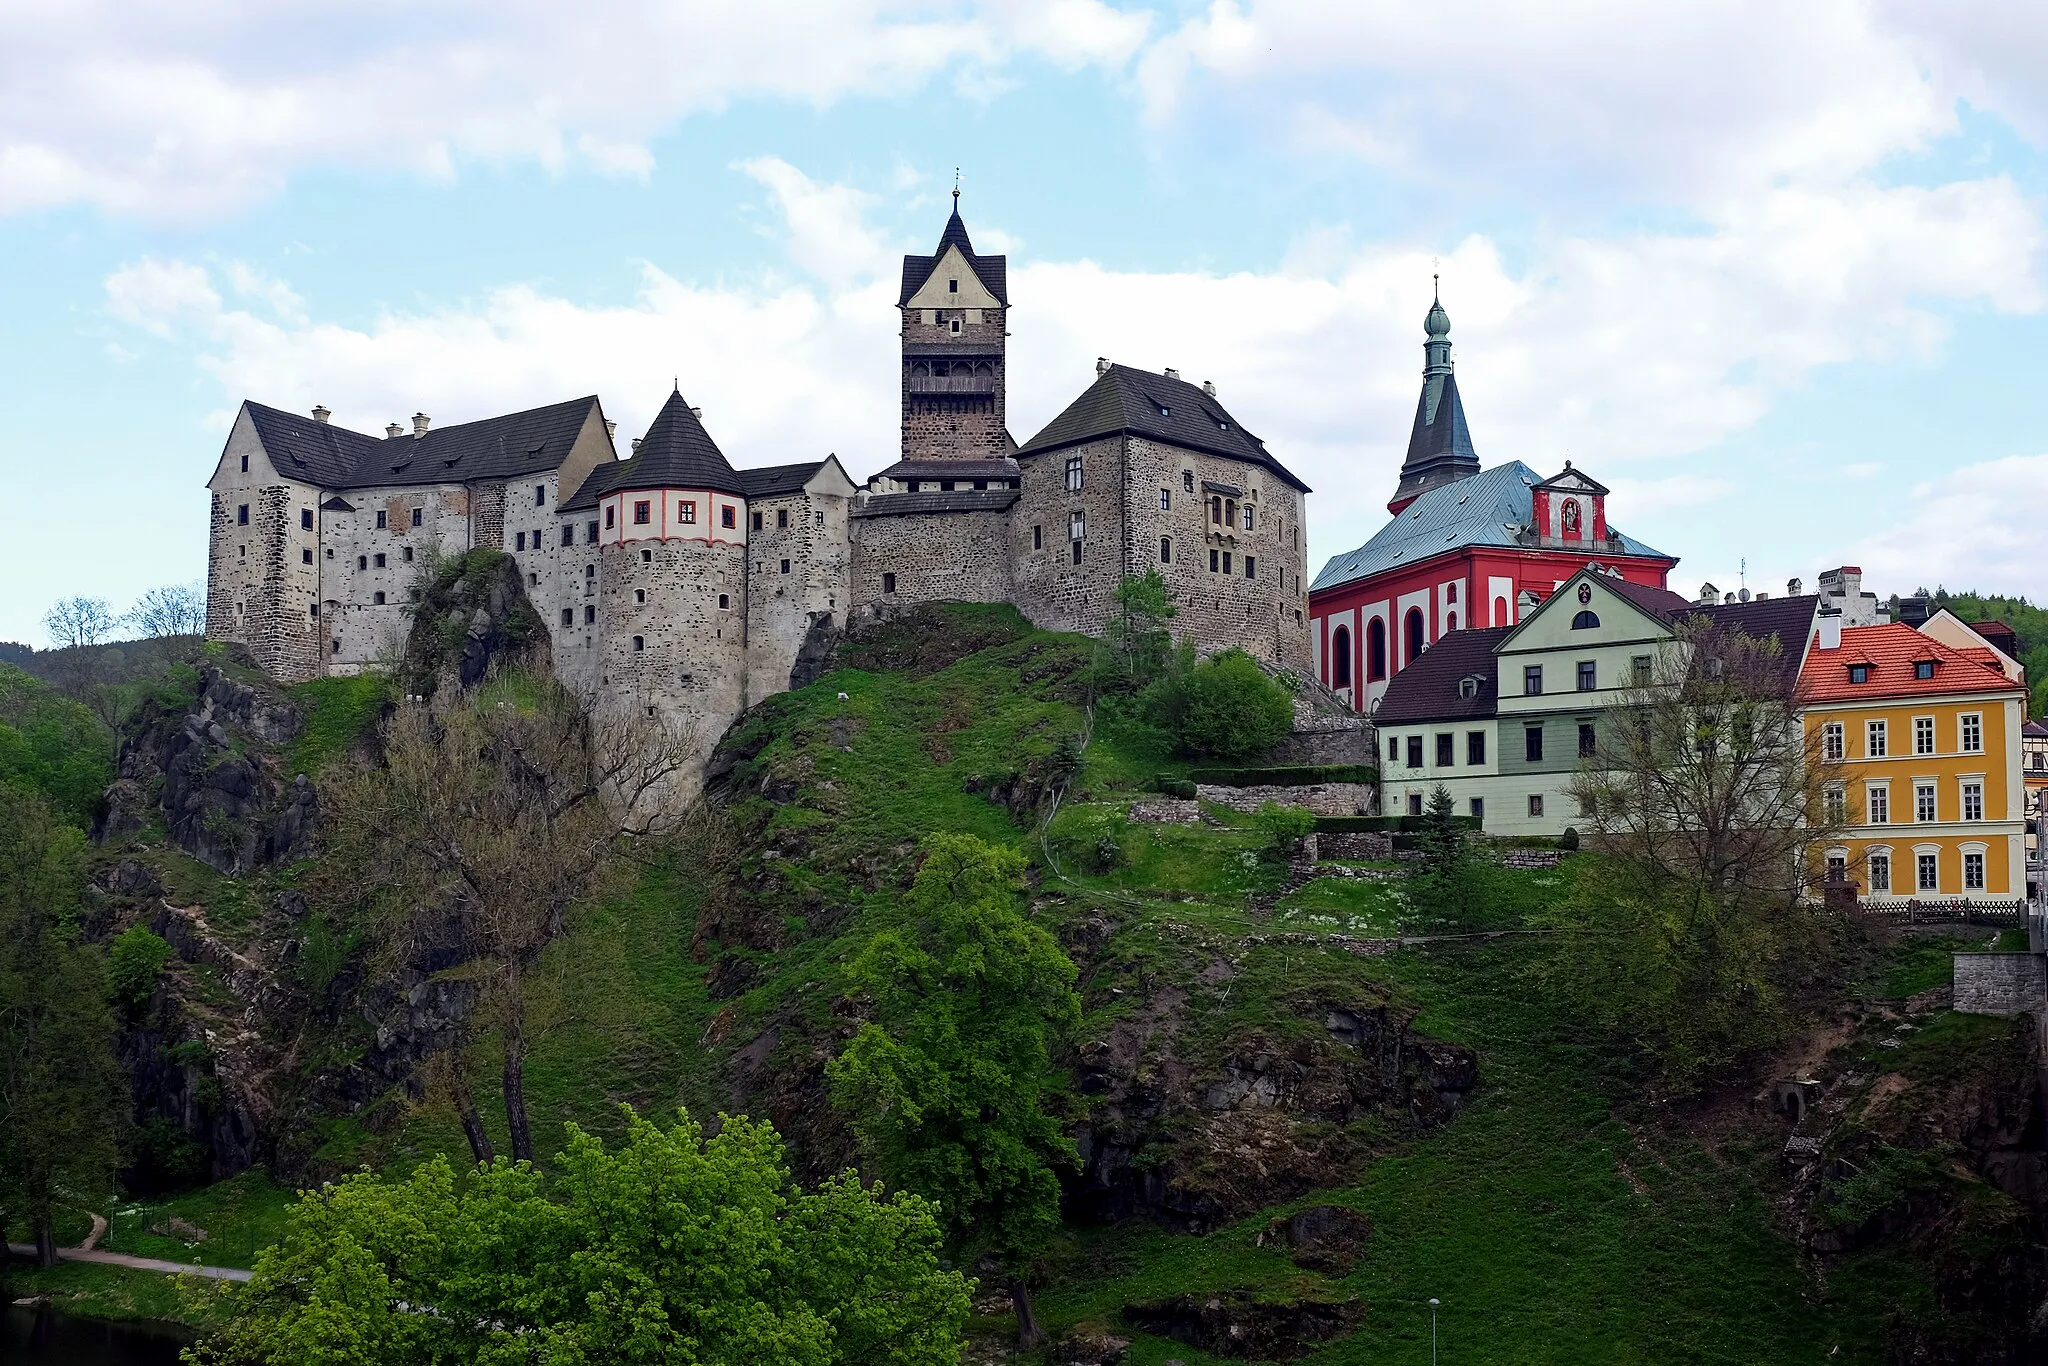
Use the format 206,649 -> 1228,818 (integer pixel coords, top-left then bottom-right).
5,0 -> 2048,645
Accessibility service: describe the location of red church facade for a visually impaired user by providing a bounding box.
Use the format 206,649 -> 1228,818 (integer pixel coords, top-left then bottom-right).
1307,292 -> 1676,714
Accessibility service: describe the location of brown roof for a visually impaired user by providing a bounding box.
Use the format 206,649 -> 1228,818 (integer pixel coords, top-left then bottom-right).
1371,627 -> 1511,724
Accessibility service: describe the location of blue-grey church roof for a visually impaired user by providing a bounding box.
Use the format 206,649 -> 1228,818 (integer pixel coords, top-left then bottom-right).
1310,461 -> 1673,593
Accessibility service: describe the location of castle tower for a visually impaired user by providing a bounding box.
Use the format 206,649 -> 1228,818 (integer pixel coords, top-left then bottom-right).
1387,281 -> 1479,515
898,191 -> 1009,461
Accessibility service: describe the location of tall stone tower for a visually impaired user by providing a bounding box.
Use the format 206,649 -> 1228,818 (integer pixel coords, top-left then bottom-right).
898,192 -> 1009,461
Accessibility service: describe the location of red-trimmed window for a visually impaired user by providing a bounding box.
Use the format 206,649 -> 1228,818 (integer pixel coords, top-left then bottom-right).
633,500 -> 651,525
679,500 -> 696,524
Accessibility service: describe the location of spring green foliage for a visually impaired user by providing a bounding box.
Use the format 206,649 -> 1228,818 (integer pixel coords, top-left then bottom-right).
1252,801 -> 1315,858
187,1108 -> 970,1366
1105,571 -> 1177,688
1143,646 -> 1294,760
0,783 -> 126,1261
281,673 -> 391,779
107,924 -> 173,1009
0,664 -> 113,824
828,834 -> 1081,1281
1901,589 -> 2048,714
1408,784 -> 1488,926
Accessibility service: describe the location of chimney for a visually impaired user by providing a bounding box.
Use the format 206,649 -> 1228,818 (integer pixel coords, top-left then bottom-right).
690,407 -> 703,421
1697,582 -> 1717,606
1818,612 -> 1843,650
1163,367 -> 1180,380
1755,591 -> 1769,600
386,422 -> 404,439
1724,592 -> 1736,604
1787,577 -> 1802,596
605,420 -> 617,440
1202,380 -> 1217,397
412,412 -> 430,438
1096,357 -> 1111,376
311,404 -> 331,424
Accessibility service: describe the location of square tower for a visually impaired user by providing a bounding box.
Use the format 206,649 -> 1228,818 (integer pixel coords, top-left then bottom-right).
899,195 -> 1008,461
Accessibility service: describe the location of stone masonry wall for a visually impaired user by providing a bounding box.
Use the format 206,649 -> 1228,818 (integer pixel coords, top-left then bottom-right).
1953,953 -> 2048,1017
209,484 -> 321,683
850,507 -> 1015,611
319,482 -> 473,675
901,305 -> 1005,460
597,536 -> 747,787
1009,434 -> 1126,638
746,489 -> 852,702
1195,782 -> 1378,816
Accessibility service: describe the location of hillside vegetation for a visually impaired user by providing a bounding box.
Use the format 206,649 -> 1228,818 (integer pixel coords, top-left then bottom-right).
3,601 -> 2044,1363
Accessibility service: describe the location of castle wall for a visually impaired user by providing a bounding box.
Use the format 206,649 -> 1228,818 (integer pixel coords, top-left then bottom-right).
746,487 -> 851,701
900,245 -> 1005,461
205,410 -> 322,682
851,506 -> 1015,611
318,482 -> 473,676
1010,434 -> 1126,638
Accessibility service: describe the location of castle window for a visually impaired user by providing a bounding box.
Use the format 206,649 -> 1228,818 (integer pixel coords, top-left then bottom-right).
516,532 -> 526,551
1065,456 -> 1083,492
948,279 -> 958,293
780,559 -> 790,575
326,548 -> 334,559
1225,499 -> 1236,526
373,591 -> 386,605
561,526 -> 573,547
302,548 -> 312,564
1210,496 -> 1222,524
1183,470 -> 1194,493
721,506 -> 736,529
239,544 -> 246,558
561,608 -> 573,626
718,594 -> 729,609
680,501 -> 696,524
815,511 -> 824,527
588,520 -> 599,542
1331,627 -> 1353,687
939,481 -> 955,492
632,636 -> 644,652
1244,555 -> 1256,579
1032,525 -> 1042,550
374,553 -> 387,568
1209,548 -> 1219,573
973,480 -> 986,490
1405,607 -> 1426,662
309,603 -> 318,617
777,509 -> 788,528
907,481 -> 921,492
1446,611 -> 1457,631
1447,583 -> 1458,603
377,510 -> 387,529
357,555 -> 367,570
635,589 -> 645,604
752,511 -> 763,531
240,454 -> 248,473
1070,510 -> 1085,541
535,485 -> 546,506
950,320 -> 961,335
606,507 -> 616,529
640,548 -> 652,563
412,508 -> 422,527
1160,537 -> 1171,564
1367,619 -> 1387,681
585,605 -> 596,624
585,563 -> 595,578
1242,505 -> 1254,531
1222,552 -> 1232,574
883,573 -> 897,595
332,640 -> 340,654
238,503 -> 249,525
301,508 -> 313,530
633,500 -> 651,525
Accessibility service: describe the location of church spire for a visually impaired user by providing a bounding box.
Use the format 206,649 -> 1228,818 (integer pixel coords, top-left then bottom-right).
1386,280 -> 1479,515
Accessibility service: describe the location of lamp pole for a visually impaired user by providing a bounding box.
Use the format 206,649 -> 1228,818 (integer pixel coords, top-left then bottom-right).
1429,1298 -> 1440,1365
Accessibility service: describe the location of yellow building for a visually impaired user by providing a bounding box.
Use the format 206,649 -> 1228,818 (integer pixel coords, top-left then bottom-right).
1799,621 -> 2028,903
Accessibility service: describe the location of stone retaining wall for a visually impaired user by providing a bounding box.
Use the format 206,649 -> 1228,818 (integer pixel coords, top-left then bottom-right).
1196,782 -> 1375,816
1953,953 -> 2047,1017
1318,831 -> 1394,861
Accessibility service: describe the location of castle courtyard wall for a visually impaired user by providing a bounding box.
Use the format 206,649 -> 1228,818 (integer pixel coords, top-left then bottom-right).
850,505 -> 1015,612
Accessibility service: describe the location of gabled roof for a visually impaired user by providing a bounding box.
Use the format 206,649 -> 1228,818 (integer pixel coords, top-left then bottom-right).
1797,622 -> 2021,704
242,397 -> 604,492
560,391 -> 743,510
739,462 -> 827,499
1372,627 -> 1511,724
1016,364 -> 1310,492
873,458 -> 1020,482
1533,463 -> 1608,496
2023,719 -> 2048,738
1687,595 -> 1820,694
1312,461 -> 1673,593
898,208 -> 1008,306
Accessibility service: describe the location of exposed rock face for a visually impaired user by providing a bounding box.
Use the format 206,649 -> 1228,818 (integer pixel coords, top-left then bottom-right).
1263,1204 -> 1373,1273
400,549 -> 551,699
1122,1292 -> 1364,1361
1070,985 -> 1476,1232
787,611 -> 842,691
1051,1330 -> 1130,1365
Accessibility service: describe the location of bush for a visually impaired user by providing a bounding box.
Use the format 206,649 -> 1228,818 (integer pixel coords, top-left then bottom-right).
1146,648 -> 1293,761
1152,777 -> 1197,800
107,924 -> 172,1009
1559,826 -> 1581,851
1253,802 -> 1316,859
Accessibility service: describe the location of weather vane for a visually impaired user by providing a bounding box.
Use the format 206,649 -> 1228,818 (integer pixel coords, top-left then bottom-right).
953,167 -> 962,204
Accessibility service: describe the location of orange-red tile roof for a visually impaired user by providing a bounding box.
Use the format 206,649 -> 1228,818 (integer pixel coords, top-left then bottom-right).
1798,623 -> 2020,704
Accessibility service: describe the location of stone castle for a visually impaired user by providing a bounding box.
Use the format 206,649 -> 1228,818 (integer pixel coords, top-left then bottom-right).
205,201 -> 1313,753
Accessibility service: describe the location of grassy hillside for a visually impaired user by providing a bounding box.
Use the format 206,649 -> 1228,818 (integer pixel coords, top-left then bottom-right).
9,605 -> 2028,1362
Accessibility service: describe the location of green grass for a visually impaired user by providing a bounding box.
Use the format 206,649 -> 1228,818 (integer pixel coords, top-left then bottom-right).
1860,934 -> 1982,1000
100,1170 -> 295,1271
1,1258 -> 232,1328
1273,876 -> 1406,936
282,673 -> 391,778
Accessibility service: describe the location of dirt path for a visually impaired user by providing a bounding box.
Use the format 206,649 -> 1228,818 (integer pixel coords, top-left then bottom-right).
6,1240 -> 254,1282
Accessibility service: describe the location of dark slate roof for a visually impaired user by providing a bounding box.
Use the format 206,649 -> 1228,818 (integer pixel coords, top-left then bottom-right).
1372,627 -> 1511,724
560,391 -> 743,510
1601,577 -> 1698,623
898,208 -> 1008,306
1016,364 -> 1310,492
738,462 -> 827,499
1685,595 -> 1819,694
243,397 -> 604,492
1311,461 -> 1673,593
1389,369 -> 1479,509
874,458 -> 1020,481
851,489 -> 1019,518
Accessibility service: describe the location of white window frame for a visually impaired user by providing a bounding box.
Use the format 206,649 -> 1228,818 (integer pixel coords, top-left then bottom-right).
1865,781 -> 1889,825
1960,712 -> 1983,754
1069,510 -> 1085,542
1912,715 -> 1935,756
1825,784 -> 1846,825
1963,849 -> 1987,891
1821,721 -> 1844,762
1961,778 -> 1984,822
1914,782 -> 1938,823
1915,848 -> 1940,892
1866,718 -> 1887,758
1867,847 -> 1892,893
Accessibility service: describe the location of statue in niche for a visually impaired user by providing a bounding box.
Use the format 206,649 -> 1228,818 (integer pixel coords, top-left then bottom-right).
1561,499 -> 1581,537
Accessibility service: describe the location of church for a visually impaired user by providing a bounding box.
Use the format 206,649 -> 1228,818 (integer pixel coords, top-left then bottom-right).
1307,287 -> 1677,715
204,198 -> 1313,763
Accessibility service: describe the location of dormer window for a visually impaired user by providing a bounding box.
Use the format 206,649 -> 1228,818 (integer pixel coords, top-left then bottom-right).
1156,402 -> 1170,416
1849,664 -> 1870,683
1914,660 -> 1935,680
1459,676 -> 1480,699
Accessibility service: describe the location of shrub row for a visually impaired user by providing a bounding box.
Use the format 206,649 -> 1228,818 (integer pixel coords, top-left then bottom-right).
1181,764 -> 1380,788
1312,814 -> 1483,834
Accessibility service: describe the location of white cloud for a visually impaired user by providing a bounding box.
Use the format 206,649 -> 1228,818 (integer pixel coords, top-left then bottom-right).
1852,453 -> 2048,597
105,158 -> 2042,588
0,0 -> 1148,219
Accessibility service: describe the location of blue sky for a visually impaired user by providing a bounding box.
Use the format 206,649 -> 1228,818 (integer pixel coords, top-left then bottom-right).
5,0 -> 2048,644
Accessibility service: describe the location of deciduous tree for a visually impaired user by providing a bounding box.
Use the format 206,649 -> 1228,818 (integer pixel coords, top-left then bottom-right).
827,833 -> 1081,1347
126,582 -> 207,638
41,595 -> 115,650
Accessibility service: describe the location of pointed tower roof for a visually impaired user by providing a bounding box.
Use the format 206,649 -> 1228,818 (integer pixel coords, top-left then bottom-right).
899,197 -> 1007,306
560,389 -> 745,509
1388,280 -> 1479,514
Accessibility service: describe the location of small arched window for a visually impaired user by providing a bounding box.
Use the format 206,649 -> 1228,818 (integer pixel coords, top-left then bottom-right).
1332,626 -> 1353,688
1367,618 -> 1387,681
1572,610 -> 1600,629
1446,611 -> 1458,632
1404,607 -> 1425,663
1494,596 -> 1508,626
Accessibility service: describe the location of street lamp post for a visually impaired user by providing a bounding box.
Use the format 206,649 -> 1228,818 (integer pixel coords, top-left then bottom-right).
1429,1298 -> 1440,1365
